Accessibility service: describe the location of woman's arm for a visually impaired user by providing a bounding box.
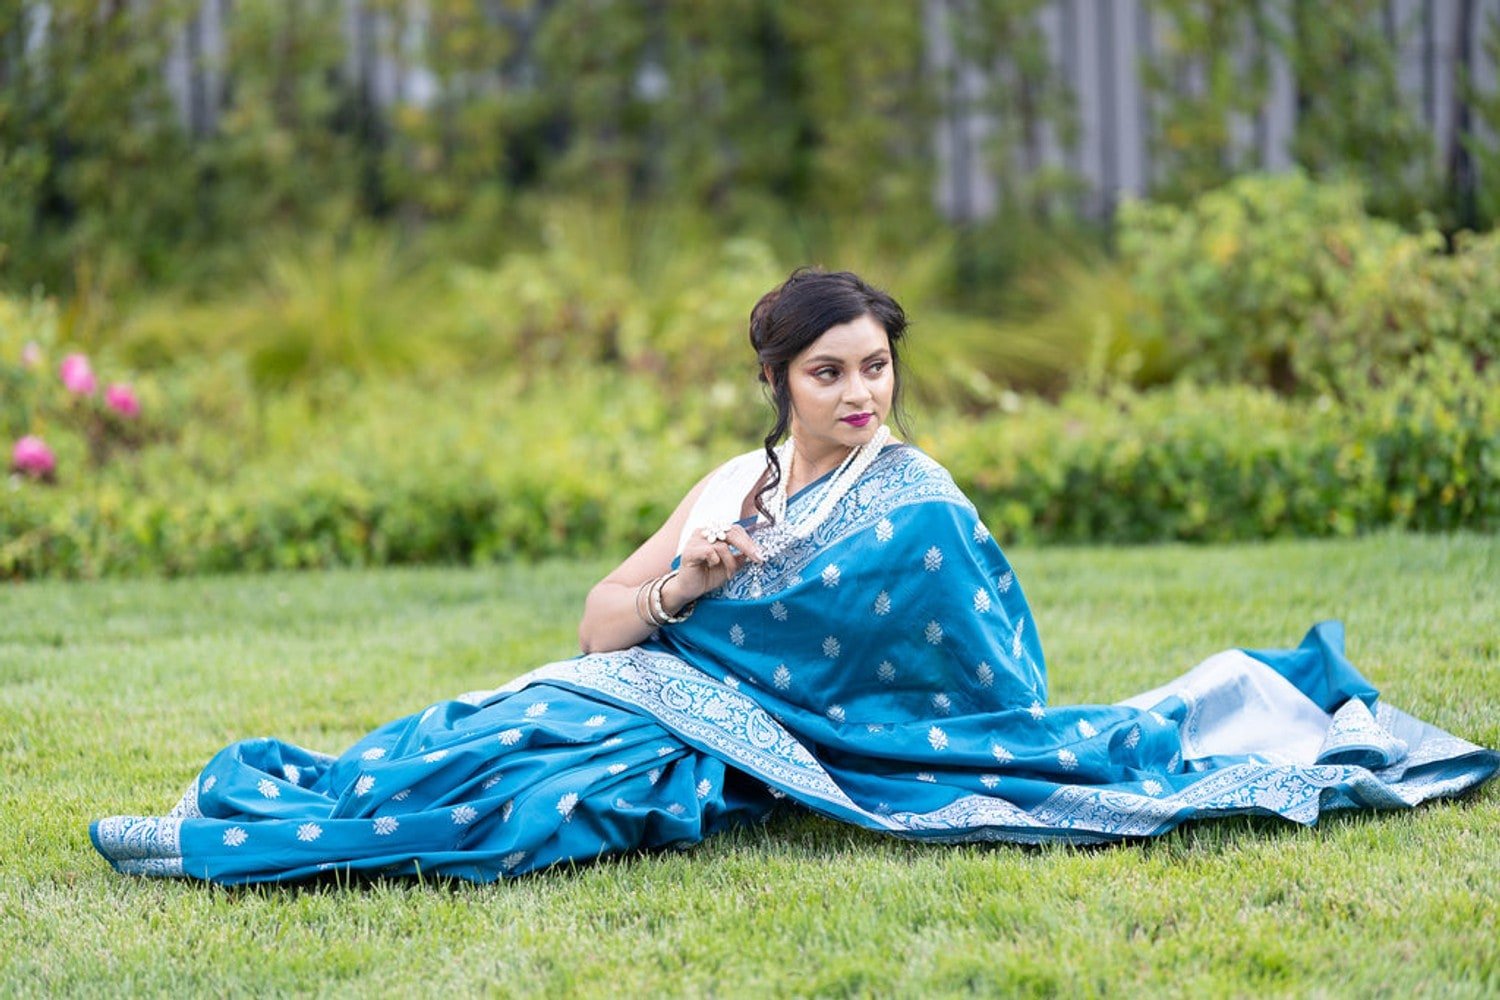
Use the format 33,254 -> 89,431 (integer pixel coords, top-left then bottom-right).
578,467 -> 762,654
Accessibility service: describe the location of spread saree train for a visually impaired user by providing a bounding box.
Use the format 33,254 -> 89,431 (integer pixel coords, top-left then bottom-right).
92,445 -> 1499,884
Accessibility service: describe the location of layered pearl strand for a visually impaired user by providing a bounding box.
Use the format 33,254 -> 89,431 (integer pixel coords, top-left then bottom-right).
757,423 -> 892,561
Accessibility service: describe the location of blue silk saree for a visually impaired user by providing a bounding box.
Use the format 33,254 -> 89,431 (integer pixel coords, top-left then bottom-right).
92,445 -> 1499,883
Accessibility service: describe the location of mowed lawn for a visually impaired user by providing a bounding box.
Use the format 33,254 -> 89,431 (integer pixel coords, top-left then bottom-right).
3,534 -> 1497,996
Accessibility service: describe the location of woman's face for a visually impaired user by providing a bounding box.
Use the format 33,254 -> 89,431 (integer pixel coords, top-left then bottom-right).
779,312 -> 895,467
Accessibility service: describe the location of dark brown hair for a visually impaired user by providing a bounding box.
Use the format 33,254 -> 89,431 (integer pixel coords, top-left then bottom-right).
748,267 -> 911,522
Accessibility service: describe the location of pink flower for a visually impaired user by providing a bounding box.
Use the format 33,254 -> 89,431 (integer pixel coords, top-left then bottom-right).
11,435 -> 56,478
105,383 -> 141,418
59,353 -> 97,395
20,342 -> 43,369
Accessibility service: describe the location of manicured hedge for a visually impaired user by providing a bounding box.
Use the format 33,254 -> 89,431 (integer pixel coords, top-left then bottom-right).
935,349 -> 1497,544
5,354 -> 1494,579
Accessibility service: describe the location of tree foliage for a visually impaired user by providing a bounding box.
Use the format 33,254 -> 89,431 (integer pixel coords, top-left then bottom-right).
2,0 -> 1499,299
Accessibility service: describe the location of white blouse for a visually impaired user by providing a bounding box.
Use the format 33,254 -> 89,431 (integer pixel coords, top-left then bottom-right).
674,449 -> 769,556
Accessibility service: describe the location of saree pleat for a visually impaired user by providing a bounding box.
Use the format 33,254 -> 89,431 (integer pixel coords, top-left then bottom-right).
92,446 -> 1499,882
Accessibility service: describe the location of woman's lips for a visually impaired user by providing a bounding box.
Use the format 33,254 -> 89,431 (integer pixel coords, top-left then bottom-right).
840,413 -> 874,427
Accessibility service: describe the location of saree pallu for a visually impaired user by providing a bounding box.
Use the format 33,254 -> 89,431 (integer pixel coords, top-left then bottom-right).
92,446 -> 1499,883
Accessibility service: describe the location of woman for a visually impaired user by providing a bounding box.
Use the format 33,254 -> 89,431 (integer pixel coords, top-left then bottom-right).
92,269 -> 1498,883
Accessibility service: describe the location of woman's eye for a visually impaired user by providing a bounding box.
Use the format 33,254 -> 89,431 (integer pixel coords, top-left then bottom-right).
814,367 -> 839,380
867,361 -> 888,375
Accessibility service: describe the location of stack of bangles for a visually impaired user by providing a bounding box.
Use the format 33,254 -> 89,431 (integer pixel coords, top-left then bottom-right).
635,568 -> 695,628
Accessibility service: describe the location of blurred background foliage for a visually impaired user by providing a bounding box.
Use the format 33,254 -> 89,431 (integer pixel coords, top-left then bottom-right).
1,0 -> 1498,578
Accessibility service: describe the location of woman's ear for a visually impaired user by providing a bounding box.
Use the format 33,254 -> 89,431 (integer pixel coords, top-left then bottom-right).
761,364 -> 776,389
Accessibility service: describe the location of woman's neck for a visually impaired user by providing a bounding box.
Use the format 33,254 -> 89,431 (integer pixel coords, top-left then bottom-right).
786,440 -> 852,496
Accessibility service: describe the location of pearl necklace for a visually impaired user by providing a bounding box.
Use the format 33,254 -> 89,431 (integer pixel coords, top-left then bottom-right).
757,424 -> 892,560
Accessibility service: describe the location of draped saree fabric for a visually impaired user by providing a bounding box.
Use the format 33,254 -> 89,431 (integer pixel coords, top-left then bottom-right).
92,446 -> 1499,883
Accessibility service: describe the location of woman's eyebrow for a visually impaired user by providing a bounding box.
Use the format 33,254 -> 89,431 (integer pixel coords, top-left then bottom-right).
803,351 -> 891,365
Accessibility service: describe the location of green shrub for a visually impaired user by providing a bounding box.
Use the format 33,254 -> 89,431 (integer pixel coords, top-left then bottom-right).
931,347 -> 1498,545
1118,172 -> 1495,397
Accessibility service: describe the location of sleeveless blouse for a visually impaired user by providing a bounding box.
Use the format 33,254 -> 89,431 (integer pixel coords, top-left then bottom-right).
675,449 -> 768,555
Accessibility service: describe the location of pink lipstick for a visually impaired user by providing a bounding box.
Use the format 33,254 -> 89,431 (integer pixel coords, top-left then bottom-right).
840,413 -> 874,428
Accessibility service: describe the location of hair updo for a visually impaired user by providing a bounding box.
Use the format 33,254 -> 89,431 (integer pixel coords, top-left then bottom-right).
748,267 -> 911,523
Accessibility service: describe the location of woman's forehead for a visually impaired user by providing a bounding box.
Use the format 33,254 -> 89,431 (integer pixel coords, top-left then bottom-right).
795,314 -> 890,363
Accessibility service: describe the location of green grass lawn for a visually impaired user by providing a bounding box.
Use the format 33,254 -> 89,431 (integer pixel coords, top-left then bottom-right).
3,534 -> 1497,996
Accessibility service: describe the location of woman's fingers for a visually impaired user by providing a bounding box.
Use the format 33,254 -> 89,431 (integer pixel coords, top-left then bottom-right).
726,524 -> 764,563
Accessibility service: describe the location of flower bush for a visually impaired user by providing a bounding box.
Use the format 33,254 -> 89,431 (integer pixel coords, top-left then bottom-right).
2,296 -> 147,484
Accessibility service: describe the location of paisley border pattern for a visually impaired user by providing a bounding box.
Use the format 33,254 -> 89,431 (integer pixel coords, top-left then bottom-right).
482,647 -> 1498,845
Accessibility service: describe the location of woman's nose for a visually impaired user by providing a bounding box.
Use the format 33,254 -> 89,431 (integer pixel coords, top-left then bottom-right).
845,374 -> 873,404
